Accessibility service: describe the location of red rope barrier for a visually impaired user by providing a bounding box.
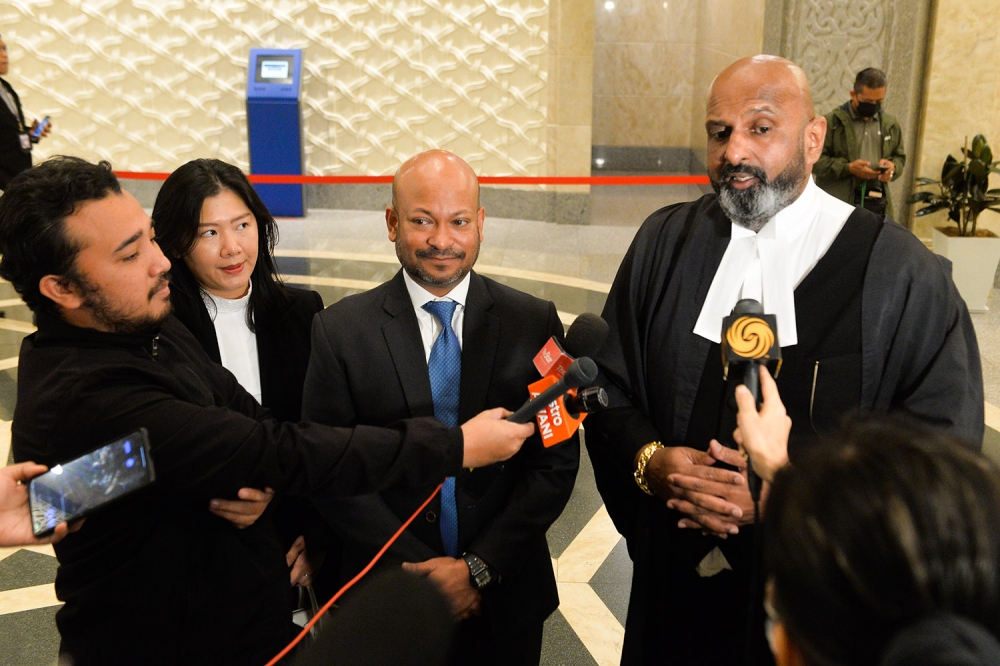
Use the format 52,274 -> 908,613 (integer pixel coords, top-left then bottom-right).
114,171 -> 710,186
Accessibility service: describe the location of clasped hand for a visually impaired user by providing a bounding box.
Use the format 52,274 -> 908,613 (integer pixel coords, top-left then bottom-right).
645,441 -> 758,538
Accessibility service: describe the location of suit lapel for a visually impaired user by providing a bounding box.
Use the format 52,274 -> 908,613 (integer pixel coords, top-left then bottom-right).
459,273 -> 499,422
382,271 -> 435,418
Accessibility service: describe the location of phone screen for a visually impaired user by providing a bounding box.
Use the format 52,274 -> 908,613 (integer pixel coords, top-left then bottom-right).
30,117 -> 50,140
28,429 -> 155,536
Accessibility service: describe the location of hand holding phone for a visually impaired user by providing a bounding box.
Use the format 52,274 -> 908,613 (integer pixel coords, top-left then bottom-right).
30,116 -> 51,140
0,461 -> 81,546
28,428 -> 156,537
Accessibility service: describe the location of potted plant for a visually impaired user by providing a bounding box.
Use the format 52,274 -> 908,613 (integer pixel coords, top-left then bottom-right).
908,134 -> 1000,312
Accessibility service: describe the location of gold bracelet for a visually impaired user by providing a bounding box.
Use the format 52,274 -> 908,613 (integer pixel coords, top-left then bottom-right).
634,441 -> 664,496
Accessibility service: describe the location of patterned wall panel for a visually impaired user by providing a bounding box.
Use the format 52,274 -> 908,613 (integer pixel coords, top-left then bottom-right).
0,0 -> 549,176
785,0 -> 887,116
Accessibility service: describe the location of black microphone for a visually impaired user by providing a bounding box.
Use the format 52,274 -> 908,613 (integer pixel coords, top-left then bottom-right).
564,386 -> 609,418
563,313 -> 610,359
720,299 -> 781,502
508,357 -> 598,424
560,314 -> 609,419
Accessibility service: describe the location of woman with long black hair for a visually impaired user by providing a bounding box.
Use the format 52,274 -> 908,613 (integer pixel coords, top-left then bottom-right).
153,158 -> 324,590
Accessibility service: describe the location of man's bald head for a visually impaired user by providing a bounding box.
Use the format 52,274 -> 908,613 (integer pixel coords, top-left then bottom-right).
704,55 -> 826,231
709,55 -> 815,122
391,150 -> 480,211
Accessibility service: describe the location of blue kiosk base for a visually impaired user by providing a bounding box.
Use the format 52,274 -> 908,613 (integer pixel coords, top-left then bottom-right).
246,49 -> 306,217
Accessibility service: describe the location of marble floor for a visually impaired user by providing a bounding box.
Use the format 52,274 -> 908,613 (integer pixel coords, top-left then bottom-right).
1,187 -> 999,665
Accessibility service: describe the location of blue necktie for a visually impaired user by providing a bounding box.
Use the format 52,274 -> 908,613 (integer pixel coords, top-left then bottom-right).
422,300 -> 461,557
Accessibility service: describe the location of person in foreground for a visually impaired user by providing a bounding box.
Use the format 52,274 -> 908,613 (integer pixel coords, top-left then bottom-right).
0,156 -> 533,666
0,461 -> 78,547
302,150 -> 578,664
736,374 -> 1000,665
765,419 -> 1000,666
154,158 -> 326,591
585,53 -> 982,665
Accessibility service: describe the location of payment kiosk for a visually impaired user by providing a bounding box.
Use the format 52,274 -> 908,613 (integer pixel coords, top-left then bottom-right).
246,48 -> 305,216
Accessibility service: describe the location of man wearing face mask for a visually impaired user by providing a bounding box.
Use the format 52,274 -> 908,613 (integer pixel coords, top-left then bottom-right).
814,68 -> 904,217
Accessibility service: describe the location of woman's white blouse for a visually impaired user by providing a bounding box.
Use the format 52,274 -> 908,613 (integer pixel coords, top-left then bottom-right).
201,286 -> 262,404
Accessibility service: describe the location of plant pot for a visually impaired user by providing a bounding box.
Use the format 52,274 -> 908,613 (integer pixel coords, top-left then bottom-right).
932,228 -> 1000,312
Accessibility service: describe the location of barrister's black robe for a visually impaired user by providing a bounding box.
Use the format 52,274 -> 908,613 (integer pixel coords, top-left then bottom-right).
585,194 -> 983,665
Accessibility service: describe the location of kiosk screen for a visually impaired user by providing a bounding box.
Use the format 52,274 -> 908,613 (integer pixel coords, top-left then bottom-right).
255,56 -> 294,85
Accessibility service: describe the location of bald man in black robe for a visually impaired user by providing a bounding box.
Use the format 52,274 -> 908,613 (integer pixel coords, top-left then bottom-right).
586,56 -> 983,666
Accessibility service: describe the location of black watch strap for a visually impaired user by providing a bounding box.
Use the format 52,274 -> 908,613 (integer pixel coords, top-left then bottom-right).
463,552 -> 498,590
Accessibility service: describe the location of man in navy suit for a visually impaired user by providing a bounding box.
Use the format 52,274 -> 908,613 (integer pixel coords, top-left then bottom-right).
303,150 -> 580,665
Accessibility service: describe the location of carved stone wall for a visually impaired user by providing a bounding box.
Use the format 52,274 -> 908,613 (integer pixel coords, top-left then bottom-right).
788,0 -> 887,115
0,1 -> 556,178
763,0 -> 934,227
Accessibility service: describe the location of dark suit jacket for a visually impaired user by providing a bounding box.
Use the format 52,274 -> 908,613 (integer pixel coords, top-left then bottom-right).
170,282 -> 329,564
170,282 -> 323,423
0,78 -> 32,189
302,270 -> 579,652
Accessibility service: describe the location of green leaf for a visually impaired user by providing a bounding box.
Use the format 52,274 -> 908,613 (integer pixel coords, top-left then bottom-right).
969,162 -> 990,193
913,203 -> 948,216
942,155 -> 959,181
972,134 -> 988,159
907,191 -> 937,203
915,177 -> 939,185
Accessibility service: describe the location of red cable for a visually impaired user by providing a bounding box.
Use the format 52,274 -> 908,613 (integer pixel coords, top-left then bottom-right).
264,482 -> 444,666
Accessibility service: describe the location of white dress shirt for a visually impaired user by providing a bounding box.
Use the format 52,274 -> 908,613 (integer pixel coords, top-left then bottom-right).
402,270 -> 472,361
201,285 -> 263,403
693,177 -> 856,347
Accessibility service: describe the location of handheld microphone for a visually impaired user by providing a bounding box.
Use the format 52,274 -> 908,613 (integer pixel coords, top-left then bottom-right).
527,314 -> 611,446
720,299 -> 781,502
564,386 -> 608,418
509,357 -> 598,424
533,313 -> 610,379
564,313 -> 611,358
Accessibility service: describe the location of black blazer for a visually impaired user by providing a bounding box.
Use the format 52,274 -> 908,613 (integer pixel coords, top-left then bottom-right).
170,281 -> 329,567
0,78 -> 32,189
170,283 -> 323,422
303,270 -> 580,648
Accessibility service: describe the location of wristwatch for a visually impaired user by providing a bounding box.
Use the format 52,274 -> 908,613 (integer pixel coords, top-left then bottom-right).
463,552 -> 498,591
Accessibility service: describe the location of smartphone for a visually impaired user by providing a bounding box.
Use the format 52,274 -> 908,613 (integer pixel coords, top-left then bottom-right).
30,116 -> 50,140
873,164 -> 890,172
28,428 -> 156,536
